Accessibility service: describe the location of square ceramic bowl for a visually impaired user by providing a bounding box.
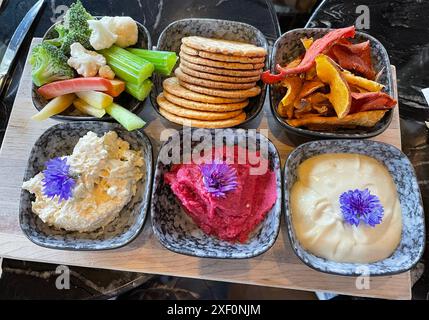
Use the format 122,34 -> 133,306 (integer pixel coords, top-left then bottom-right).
284,139 -> 425,276
19,122 -> 153,250
269,28 -> 394,139
151,129 -> 282,258
32,19 -> 152,121
150,18 -> 269,128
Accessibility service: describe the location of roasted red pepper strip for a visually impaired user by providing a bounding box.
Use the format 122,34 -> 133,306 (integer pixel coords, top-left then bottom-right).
262,26 -> 356,84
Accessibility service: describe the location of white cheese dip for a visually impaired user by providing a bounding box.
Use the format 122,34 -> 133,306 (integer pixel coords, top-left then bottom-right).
291,153 -> 402,263
22,131 -> 144,232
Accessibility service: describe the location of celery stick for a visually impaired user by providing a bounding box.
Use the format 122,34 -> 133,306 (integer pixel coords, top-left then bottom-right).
100,46 -> 154,85
105,103 -> 146,131
126,79 -> 153,101
127,49 -> 178,76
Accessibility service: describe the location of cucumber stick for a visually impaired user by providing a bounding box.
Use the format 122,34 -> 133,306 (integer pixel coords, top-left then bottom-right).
105,103 -> 146,131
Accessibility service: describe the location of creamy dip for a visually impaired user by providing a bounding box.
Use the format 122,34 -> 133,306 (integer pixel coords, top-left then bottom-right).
22,131 -> 144,232
290,153 -> 402,263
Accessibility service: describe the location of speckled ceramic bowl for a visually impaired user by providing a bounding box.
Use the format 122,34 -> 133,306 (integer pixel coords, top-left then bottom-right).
19,122 -> 153,250
284,139 -> 425,276
151,129 -> 282,258
32,18 -> 152,121
150,18 -> 269,128
270,28 -> 394,139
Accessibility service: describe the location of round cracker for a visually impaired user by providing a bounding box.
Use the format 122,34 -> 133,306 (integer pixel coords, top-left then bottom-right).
179,80 -> 261,99
175,68 -> 256,90
163,77 -> 246,104
180,44 -> 265,64
163,91 -> 248,112
157,94 -> 243,120
182,36 -> 267,57
180,63 -> 260,83
181,59 -> 263,77
180,44 -> 199,56
180,52 -> 265,70
159,107 -> 247,128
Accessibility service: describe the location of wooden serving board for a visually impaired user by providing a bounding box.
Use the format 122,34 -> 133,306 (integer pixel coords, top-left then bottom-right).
0,39 -> 409,299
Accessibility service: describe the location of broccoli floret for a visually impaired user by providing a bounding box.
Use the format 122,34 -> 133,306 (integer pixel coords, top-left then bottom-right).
60,29 -> 92,55
30,43 -> 75,87
52,0 -> 93,54
44,24 -> 68,47
63,0 -> 93,30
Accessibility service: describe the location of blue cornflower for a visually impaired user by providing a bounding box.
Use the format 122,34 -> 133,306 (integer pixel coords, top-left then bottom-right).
42,157 -> 76,203
339,188 -> 384,227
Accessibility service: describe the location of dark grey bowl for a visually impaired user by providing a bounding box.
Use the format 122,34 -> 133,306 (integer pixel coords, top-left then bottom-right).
269,28 -> 394,139
150,18 -> 269,128
32,18 -> 152,121
19,122 -> 153,250
284,139 -> 425,276
151,129 -> 282,258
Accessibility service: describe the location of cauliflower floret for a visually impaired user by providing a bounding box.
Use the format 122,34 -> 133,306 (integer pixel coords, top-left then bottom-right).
67,43 -> 106,77
88,19 -> 117,50
98,65 -> 115,80
100,16 -> 138,48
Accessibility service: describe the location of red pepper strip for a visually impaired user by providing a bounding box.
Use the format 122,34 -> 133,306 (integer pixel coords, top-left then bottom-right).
350,92 -> 397,113
262,26 -> 356,84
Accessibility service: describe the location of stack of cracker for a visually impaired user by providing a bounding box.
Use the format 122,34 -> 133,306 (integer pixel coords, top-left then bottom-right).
157,36 -> 267,128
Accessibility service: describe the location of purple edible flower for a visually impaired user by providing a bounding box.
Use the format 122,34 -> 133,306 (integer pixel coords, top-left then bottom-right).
339,188 -> 384,227
42,157 -> 76,203
200,161 -> 238,198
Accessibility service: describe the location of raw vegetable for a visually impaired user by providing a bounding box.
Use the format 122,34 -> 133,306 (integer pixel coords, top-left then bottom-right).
60,30 -> 93,55
262,26 -> 356,84
127,48 -> 178,75
100,17 -> 138,48
44,24 -> 68,47
32,94 -> 76,121
47,0 -> 93,55
75,91 -> 113,108
88,19 -> 117,50
30,43 -> 75,87
67,43 -> 106,77
315,54 -> 351,119
105,103 -> 146,131
63,0 -> 93,29
105,79 -> 125,97
99,45 -> 154,85
125,79 -> 153,101
99,65 -> 116,80
73,98 -> 106,118
38,77 -> 112,100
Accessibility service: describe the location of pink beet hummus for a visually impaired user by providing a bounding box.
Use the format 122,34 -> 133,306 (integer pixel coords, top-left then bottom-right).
164,146 -> 277,243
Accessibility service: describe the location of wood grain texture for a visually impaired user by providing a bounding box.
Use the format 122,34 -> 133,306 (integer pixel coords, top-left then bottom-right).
0,39 -> 410,299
